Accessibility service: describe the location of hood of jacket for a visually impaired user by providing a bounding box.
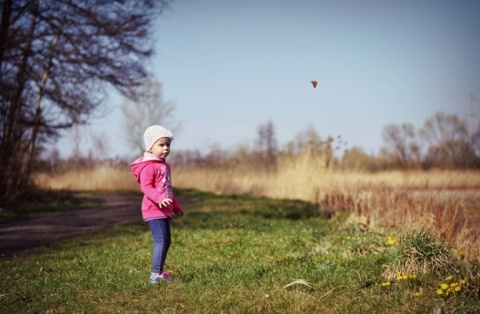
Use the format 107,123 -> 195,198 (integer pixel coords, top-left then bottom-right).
130,152 -> 164,183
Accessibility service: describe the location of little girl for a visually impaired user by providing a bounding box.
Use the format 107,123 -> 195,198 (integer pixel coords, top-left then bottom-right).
130,125 -> 183,283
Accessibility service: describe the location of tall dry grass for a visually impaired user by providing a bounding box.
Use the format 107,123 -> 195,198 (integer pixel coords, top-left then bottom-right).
33,153 -> 480,262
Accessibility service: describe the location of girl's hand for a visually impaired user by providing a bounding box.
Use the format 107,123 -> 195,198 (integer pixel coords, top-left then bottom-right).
159,198 -> 173,208
174,208 -> 184,217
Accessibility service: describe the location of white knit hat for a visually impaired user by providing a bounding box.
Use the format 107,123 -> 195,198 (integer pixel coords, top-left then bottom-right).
143,125 -> 174,151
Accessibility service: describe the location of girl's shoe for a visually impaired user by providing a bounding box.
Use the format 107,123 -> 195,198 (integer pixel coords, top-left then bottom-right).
150,272 -> 164,283
149,271 -> 172,283
160,270 -> 172,282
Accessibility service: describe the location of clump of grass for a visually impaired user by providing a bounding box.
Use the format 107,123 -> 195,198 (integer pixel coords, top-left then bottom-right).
384,230 -> 456,280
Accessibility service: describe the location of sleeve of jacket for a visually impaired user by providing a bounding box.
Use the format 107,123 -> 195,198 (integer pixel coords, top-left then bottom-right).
173,196 -> 182,211
139,164 -> 165,204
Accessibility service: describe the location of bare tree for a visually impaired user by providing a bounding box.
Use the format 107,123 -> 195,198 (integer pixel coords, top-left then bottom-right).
121,80 -> 179,155
255,121 -> 277,170
0,0 -> 170,200
420,112 -> 477,168
473,121 -> 480,156
47,146 -> 60,174
70,123 -> 83,166
91,131 -> 110,165
285,125 -> 323,155
342,146 -> 372,171
381,123 -> 420,169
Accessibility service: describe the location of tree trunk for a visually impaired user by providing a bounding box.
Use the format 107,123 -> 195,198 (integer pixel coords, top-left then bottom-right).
1,0 -> 39,198
19,1 -> 71,189
0,0 -> 12,72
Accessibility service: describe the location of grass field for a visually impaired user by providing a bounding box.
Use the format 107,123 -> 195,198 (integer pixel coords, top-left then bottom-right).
34,163 -> 480,263
1,189 -> 478,313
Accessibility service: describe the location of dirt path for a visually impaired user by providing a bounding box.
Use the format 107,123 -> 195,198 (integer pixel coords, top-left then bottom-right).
0,194 -> 145,260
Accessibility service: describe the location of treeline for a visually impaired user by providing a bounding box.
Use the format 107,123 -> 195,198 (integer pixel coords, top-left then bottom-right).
38,111 -> 480,174
167,111 -> 480,171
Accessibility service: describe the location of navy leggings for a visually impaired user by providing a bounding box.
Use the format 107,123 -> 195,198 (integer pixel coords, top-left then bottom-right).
147,218 -> 171,273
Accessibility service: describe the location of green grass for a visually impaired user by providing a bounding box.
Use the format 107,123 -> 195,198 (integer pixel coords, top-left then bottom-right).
0,189 -> 478,313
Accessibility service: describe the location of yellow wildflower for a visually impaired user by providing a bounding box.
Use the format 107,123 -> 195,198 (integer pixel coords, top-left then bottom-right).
413,292 -> 422,297
385,236 -> 396,246
454,286 -> 461,292
450,282 -> 458,287
381,281 -> 391,286
436,289 -> 443,295
460,279 -> 466,284
445,275 -> 454,281
440,283 -> 448,290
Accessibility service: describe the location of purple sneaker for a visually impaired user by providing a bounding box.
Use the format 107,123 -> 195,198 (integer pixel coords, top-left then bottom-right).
160,270 -> 172,282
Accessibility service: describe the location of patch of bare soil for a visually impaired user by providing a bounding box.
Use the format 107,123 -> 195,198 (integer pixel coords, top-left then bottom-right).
0,194 -> 144,260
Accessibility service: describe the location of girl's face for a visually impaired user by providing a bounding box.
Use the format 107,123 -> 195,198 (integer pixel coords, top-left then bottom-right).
150,137 -> 171,160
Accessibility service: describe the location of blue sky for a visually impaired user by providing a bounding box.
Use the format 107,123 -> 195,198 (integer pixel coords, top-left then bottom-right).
58,0 -> 480,158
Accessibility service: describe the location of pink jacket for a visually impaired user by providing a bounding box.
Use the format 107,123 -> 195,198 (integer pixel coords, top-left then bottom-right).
130,153 -> 182,221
